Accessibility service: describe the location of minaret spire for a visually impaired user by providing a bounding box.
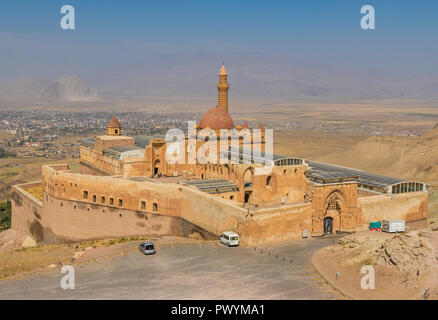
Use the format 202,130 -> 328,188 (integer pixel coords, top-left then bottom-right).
217,64 -> 229,113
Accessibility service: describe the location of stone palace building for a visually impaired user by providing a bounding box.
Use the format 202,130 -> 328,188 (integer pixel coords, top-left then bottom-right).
11,65 -> 429,245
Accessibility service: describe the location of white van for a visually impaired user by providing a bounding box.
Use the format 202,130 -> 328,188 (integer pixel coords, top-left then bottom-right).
220,231 -> 239,247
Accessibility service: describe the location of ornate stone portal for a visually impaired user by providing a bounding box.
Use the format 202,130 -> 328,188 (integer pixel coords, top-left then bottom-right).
324,192 -> 343,234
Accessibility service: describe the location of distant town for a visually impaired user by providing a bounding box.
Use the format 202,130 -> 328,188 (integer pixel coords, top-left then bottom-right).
0,110 -> 200,160
0,109 -> 428,161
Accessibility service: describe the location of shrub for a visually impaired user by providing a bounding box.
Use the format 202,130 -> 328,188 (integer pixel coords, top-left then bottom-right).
0,201 -> 11,231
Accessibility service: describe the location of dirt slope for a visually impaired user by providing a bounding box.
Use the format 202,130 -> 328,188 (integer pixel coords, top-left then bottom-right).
313,230 -> 438,300
320,127 -> 438,184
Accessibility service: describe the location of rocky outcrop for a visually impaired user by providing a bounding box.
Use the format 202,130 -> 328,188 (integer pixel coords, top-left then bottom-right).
0,229 -> 36,252
375,231 -> 435,273
336,231 -> 437,275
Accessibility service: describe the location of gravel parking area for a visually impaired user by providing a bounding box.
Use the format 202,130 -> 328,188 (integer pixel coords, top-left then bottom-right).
0,238 -> 343,299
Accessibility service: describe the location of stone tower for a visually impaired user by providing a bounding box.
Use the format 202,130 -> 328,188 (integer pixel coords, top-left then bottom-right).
217,64 -> 230,114
107,116 -> 121,136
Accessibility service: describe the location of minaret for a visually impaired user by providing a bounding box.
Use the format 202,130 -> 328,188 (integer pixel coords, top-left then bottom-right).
217,64 -> 230,113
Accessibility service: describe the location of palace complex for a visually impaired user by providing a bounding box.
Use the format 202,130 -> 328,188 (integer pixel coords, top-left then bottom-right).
11,65 -> 429,245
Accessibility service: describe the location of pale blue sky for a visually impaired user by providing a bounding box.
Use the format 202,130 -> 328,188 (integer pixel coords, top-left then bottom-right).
1,0 -> 437,102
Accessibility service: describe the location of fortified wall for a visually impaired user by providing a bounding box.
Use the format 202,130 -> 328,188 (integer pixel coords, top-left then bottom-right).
10,164 -> 428,245
11,164 -> 317,245
358,192 -> 428,227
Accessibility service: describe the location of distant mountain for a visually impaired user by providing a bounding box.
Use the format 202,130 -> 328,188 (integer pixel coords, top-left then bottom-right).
40,75 -> 101,102
0,76 -> 51,100
0,75 -> 101,103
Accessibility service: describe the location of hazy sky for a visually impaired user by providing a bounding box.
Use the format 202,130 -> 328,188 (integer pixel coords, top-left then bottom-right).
1,0 -> 438,103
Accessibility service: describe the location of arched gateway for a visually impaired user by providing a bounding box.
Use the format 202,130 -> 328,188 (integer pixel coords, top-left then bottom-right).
154,160 -> 160,175
243,167 -> 255,203
323,191 -> 344,235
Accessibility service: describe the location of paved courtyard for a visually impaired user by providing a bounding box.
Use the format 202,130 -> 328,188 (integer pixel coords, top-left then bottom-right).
0,238 -> 344,299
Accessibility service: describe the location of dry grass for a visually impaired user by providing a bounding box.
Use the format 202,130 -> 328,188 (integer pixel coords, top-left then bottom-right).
25,186 -> 43,201
0,157 -> 79,185
274,130 -> 366,159
0,244 -> 76,280
0,236 -> 154,281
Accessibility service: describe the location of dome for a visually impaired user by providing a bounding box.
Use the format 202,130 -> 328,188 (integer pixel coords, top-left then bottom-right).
107,116 -> 121,128
199,107 -> 234,130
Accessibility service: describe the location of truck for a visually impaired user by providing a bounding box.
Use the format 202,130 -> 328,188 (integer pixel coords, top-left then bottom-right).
369,221 -> 382,231
382,219 -> 405,233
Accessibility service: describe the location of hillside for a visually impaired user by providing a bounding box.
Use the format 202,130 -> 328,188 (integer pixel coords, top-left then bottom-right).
319,127 -> 438,184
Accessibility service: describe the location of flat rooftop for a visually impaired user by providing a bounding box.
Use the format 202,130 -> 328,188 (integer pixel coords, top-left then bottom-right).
105,145 -> 143,153
220,147 -> 428,193
97,135 -> 133,141
306,161 -> 405,189
184,179 -> 239,194
127,176 -> 157,183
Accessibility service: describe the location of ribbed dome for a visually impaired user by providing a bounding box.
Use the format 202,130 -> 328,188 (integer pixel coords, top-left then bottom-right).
200,107 -> 234,130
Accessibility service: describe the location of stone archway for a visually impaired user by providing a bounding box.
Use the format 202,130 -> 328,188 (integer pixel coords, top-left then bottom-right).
323,191 -> 344,234
154,159 -> 160,175
243,167 -> 254,184
224,164 -> 230,175
323,216 -> 333,235
243,167 -> 255,204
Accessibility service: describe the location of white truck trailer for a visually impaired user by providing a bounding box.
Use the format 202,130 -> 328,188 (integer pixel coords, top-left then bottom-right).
382,219 -> 406,233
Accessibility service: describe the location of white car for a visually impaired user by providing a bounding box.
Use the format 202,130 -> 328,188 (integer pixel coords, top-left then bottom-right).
220,231 -> 239,247
139,241 -> 156,255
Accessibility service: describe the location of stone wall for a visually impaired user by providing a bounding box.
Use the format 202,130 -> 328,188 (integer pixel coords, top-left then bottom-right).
11,164 -> 428,246
10,164 -> 317,245
10,182 -> 48,243
121,157 -> 148,177
357,192 -> 428,230
239,203 -> 313,245
80,146 -> 121,175
41,193 -> 217,241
